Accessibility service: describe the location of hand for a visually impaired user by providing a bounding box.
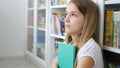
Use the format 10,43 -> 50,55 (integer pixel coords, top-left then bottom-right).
51,56 -> 58,68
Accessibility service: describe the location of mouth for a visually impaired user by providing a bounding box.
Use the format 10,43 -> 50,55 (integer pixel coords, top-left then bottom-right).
65,24 -> 70,28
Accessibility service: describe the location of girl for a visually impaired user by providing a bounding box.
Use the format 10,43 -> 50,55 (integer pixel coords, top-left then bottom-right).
51,0 -> 104,68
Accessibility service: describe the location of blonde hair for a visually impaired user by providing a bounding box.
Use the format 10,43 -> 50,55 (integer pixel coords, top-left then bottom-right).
64,0 -> 99,67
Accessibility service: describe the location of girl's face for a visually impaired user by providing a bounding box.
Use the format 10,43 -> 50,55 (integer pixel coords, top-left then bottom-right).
64,2 -> 84,35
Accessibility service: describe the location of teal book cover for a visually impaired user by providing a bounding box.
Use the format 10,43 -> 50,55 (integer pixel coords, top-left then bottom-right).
58,43 -> 76,68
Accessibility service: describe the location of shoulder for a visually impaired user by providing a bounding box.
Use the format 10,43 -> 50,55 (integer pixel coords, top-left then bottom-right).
77,38 -> 103,68
78,38 -> 101,55
77,38 -> 102,62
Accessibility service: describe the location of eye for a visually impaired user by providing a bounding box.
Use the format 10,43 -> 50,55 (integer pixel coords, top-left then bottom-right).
71,13 -> 78,17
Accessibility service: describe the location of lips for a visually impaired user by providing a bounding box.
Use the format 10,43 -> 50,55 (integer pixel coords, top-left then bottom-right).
65,24 -> 70,28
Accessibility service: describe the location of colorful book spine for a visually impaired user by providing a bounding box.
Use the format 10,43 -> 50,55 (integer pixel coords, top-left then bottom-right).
108,11 -> 114,47
51,0 -> 68,6
104,10 -> 120,49
52,13 -> 65,36
114,11 -> 120,48
105,62 -> 120,68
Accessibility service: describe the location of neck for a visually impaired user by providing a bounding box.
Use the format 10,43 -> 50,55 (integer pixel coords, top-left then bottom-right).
71,34 -> 81,46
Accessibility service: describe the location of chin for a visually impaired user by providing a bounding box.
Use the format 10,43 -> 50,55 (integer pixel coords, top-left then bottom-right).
65,30 -> 72,34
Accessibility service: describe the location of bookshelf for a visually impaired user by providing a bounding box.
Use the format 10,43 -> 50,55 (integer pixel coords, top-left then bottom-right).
25,0 -> 120,68
48,0 -> 103,67
49,0 -> 69,67
26,0 -> 50,68
103,0 -> 120,53
27,0 -> 34,53
105,0 -> 120,5
103,0 -> 120,67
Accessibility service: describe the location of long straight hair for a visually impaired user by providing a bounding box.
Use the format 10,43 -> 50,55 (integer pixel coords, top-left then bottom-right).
64,0 -> 99,67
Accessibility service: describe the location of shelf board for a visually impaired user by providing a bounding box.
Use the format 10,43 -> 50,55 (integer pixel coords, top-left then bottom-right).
38,6 -> 46,10
105,0 -> 120,5
37,27 -> 46,31
37,43 -> 45,47
35,55 -> 46,65
50,34 -> 65,39
26,51 -> 34,57
103,46 -> 120,54
51,5 -> 67,9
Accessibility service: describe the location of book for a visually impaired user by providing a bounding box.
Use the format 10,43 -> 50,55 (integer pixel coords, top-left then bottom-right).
52,38 -> 64,58
104,10 -> 114,47
58,43 -> 76,68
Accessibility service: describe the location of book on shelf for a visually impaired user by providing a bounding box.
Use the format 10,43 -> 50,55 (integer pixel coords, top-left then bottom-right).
51,0 -> 68,6
27,30 -> 34,52
28,12 -> 34,26
52,38 -> 64,58
37,30 -> 45,44
37,11 -> 46,28
104,10 -> 120,49
104,10 -> 114,47
38,0 -> 46,7
51,13 -> 65,36
29,0 -> 34,8
114,11 -> 120,48
58,43 -> 76,68
105,61 -> 120,68
38,17 -> 46,28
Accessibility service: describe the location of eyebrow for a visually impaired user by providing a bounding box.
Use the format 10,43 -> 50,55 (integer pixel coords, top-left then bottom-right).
65,10 -> 80,14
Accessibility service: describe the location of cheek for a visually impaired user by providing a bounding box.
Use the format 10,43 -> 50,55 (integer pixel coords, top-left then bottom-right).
71,19 -> 84,31
72,19 -> 83,28
72,24 -> 83,32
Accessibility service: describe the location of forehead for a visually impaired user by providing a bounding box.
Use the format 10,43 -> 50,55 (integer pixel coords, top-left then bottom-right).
66,3 -> 80,13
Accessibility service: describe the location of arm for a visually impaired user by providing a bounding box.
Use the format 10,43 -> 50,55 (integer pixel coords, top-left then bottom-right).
51,56 -> 58,68
77,56 -> 94,68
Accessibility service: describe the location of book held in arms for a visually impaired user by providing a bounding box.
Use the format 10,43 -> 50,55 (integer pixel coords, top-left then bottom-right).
58,43 -> 76,68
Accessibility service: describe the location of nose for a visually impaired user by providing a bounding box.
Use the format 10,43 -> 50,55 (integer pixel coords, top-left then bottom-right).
64,14 -> 70,23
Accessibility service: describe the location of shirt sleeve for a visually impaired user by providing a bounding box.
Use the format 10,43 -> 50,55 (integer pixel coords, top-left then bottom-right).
77,40 -> 101,65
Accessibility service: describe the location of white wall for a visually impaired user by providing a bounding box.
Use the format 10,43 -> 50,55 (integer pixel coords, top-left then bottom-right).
0,0 -> 25,57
